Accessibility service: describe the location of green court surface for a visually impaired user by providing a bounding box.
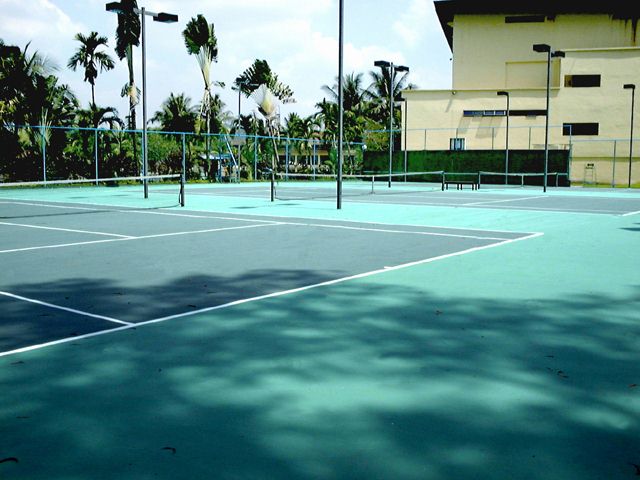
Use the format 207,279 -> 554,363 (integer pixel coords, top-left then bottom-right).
0,183 -> 639,480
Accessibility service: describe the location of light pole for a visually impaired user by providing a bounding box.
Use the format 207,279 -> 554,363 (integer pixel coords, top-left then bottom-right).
337,0 -> 344,209
235,80 -> 257,126
533,43 -> 564,192
624,83 -> 635,188
374,60 -> 409,187
497,91 -> 510,184
403,97 -> 408,181
106,2 -> 178,199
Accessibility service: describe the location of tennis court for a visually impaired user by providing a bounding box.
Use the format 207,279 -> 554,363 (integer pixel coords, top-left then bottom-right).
1,180 -> 639,480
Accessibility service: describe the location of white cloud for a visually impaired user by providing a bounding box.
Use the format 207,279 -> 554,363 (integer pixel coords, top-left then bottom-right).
392,0 -> 430,48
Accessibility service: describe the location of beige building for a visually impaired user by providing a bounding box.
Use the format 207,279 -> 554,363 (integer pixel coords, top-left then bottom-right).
403,1 -> 640,185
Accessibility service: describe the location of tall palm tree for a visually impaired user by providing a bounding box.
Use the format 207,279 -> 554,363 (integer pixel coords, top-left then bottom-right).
151,93 -> 197,133
67,32 -> 115,107
366,68 -> 415,126
183,14 -> 219,163
114,0 -> 140,132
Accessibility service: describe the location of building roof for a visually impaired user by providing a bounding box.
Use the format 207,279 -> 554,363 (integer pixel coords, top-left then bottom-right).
434,0 -> 640,49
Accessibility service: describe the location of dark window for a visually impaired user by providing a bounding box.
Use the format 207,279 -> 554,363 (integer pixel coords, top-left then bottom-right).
511,110 -> 547,117
450,138 -> 465,151
505,15 -> 546,23
464,109 -> 546,117
563,123 -> 599,136
564,75 -> 601,87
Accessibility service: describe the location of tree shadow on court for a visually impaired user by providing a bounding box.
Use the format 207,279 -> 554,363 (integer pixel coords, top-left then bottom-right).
1,272 -> 639,480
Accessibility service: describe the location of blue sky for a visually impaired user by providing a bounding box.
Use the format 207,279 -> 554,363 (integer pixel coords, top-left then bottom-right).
0,0 -> 453,123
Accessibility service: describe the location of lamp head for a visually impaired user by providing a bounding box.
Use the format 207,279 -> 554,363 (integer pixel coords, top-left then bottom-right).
154,12 -> 178,23
374,60 -> 391,68
533,43 -> 551,53
395,65 -> 409,73
551,50 -> 565,58
624,84 -> 636,90
105,1 -> 125,13
497,91 -> 509,96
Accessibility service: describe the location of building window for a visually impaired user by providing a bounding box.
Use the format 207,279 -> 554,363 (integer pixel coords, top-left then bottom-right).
450,138 -> 465,151
563,123 -> 599,136
564,75 -> 601,87
463,109 -> 546,117
505,15 -> 545,23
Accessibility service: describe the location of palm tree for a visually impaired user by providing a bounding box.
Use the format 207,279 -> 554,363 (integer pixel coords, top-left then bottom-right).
67,32 -> 115,107
183,14 -> 219,164
366,68 -> 415,126
151,93 -> 197,133
114,0 -> 140,132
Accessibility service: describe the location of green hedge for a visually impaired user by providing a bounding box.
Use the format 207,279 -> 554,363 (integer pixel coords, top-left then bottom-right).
364,150 -> 570,186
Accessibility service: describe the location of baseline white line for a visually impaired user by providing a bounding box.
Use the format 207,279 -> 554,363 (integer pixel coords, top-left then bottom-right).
0,221 -> 133,238
621,209 -> 640,217
0,223 -> 282,254
0,290 -> 132,326
1,200 -> 282,224
282,222 -> 511,241
0,231 -> 544,358
0,238 -> 130,254
463,195 -> 548,206
0,325 -> 133,358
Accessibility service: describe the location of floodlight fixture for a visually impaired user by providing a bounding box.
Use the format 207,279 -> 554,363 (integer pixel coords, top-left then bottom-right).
533,43 -> 551,53
154,12 -> 178,23
395,65 -> 409,73
374,60 -> 391,68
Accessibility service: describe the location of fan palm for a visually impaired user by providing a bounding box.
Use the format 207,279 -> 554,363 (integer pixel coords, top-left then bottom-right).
67,32 -> 115,107
183,14 -> 219,162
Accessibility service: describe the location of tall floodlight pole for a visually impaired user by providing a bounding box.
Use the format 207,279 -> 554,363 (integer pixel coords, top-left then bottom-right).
374,61 -> 409,188
337,0 -> 344,209
497,91 -> 510,184
624,84 -> 636,188
106,2 -> 178,199
403,97 -> 408,181
533,44 -> 564,192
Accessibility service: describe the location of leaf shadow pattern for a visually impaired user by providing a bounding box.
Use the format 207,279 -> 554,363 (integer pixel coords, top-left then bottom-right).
0,273 -> 639,480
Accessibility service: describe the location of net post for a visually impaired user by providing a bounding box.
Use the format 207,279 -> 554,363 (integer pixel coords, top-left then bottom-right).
477,171 -> 481,190
270,169 -> 275,202
441,171 -> 445,191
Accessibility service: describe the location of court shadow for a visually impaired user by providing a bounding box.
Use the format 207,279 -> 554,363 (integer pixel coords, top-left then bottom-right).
1,274 -> 639,480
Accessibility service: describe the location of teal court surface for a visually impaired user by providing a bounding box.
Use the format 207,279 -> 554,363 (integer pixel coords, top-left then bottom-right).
0,181 -> 639,480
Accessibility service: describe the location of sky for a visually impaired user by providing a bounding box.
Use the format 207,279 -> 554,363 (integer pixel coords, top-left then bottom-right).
0,0 -> 453,125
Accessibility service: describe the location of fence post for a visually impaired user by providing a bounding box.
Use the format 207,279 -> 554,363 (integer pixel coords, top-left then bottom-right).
285,139 -> 289,179
182,133 -> 186,181
94,129 -> 99,185
612,140 -> 617,187
253,135 -> 258,180
41,125 -> 47,183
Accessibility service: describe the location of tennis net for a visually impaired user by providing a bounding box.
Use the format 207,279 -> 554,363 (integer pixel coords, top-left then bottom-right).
478,171 -> 569,188
0,174 -> 185,207
272,171 -> 445,200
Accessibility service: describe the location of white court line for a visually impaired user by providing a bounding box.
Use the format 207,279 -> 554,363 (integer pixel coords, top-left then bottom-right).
463,195 -> 548,206
0,221 -> 133,238
0,223 -> 282,254
283,222 -> 511,241
0,290 -> 132,326
0,231 -> 543,358
621,209 -> 640,217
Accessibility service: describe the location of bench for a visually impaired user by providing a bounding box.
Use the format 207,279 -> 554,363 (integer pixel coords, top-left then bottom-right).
444,180 -> 478,191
